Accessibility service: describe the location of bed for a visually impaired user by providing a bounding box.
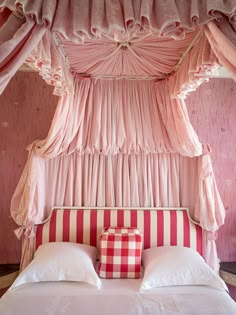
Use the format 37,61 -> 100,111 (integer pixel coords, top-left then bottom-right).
0,207 -> 235,315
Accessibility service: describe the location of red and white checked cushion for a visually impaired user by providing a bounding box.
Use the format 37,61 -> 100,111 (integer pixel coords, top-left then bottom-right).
98,227 -> 142,279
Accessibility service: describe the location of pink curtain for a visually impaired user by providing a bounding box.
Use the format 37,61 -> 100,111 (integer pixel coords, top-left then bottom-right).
11,78 -> 203,228
0,10 -> 46,93
194,145 -> 225,270
24,30 -> 74,96
28,77 -> 201,158
204,18 -> 236,80
169,32 -> 219,99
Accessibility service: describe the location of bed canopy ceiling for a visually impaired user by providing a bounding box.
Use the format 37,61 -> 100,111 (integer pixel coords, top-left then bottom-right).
1,0 -> 236,271
57,29 -> 203,78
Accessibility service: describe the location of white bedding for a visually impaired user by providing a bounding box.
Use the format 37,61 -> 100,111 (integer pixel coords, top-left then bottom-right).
1,278 -> 236,315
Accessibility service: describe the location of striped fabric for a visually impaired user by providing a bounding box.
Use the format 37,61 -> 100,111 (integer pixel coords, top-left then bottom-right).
34,208 -> 203,256
98,227 -> 142,279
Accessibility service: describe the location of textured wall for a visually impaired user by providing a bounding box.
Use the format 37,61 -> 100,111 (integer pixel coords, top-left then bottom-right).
186,78 -> 236,299
0,72 -> 58,263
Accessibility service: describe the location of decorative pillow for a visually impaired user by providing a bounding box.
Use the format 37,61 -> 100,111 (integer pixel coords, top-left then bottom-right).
11,242 -> 101,289
98,227 -> 142,279
140,246 -> 227,291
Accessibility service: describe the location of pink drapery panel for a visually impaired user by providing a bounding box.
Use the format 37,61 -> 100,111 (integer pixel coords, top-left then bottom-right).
194,145 -> 225,271
204,19 -> 236,81
24,30 -> 73,96
0,10 -> 46,94
30,77 -> 202,158
1,0 -> 236,41
11,152 -> 190,226
169,32 -> 219,99
195,146 -> 225,232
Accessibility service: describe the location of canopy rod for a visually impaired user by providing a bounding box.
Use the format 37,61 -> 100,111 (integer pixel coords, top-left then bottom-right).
75,73 -> 169,81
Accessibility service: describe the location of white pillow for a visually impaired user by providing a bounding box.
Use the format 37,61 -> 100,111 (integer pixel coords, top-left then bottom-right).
11,242 -> 101,289
140,246 -> 227,291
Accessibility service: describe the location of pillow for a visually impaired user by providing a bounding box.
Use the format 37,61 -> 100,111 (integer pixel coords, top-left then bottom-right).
140,246 -> 227,291
11,242 -> 101,289
98,227 -> 142,279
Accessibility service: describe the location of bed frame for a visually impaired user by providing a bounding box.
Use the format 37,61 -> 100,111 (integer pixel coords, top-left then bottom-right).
34,207 -> 203,256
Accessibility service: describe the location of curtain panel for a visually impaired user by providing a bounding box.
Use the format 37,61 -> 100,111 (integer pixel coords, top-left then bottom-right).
0,10 -> 46,93
30,77 -> 202,158
204,19 -> 236,81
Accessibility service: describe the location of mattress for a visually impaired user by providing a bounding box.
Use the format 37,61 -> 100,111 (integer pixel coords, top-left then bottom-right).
0,278 -> 236,315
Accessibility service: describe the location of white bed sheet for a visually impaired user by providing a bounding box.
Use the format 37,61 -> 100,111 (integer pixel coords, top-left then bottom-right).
0,278 -> 236,315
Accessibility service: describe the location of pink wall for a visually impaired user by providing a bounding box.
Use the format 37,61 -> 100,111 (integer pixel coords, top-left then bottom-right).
0,72 -> 58,263
0,74 -> 235,296
186,78 -> 236,299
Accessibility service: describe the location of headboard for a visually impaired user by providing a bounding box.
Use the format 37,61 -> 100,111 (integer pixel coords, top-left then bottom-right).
34,207 -> 203,256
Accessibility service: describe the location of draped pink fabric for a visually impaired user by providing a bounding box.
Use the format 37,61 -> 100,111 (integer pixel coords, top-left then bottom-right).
60,30 -> 201,77
194,145 -> 225,270
28,77 -> 202,158
1,0 -> 236,96
11,78 -> 203,228
0,11 -> 46,93
169,32 -> 219,98
204,19 -> 236,80
24,30 -> 74,95
0,9 -> 73,95
1,0 -> 236,41
58,30 -> 219,99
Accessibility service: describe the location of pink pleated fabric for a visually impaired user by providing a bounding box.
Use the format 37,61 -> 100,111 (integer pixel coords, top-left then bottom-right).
1,0 -> 236,41
169,32 -> 219,98
24,30 -> 74,95
60,30 -> 201,77
204,19 -> 236,81
194,145 -> 225,271
59,30 -> 219,99
25,77 -> 202,157
0,11 -> 46,94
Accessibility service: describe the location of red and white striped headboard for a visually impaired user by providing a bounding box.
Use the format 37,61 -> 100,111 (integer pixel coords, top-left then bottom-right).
34,207 -> 203,256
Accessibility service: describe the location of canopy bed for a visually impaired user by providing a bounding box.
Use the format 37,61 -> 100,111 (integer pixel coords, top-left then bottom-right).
0,0 -> 236,314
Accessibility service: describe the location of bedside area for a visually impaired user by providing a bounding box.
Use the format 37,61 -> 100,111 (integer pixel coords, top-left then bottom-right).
0,264 -> 20,298
220,262 -> 236,302
220,262 -> 236,287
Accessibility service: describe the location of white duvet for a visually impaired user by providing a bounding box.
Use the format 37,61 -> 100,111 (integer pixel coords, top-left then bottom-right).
0,278 -> 236,315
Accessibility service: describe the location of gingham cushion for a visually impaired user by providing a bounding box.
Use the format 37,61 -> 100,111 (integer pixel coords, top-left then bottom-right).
98,227 -> 142,279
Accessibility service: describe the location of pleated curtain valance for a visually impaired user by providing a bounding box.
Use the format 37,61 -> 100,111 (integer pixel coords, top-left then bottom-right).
1,0 -> 236,41
29,77 -> 202,158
